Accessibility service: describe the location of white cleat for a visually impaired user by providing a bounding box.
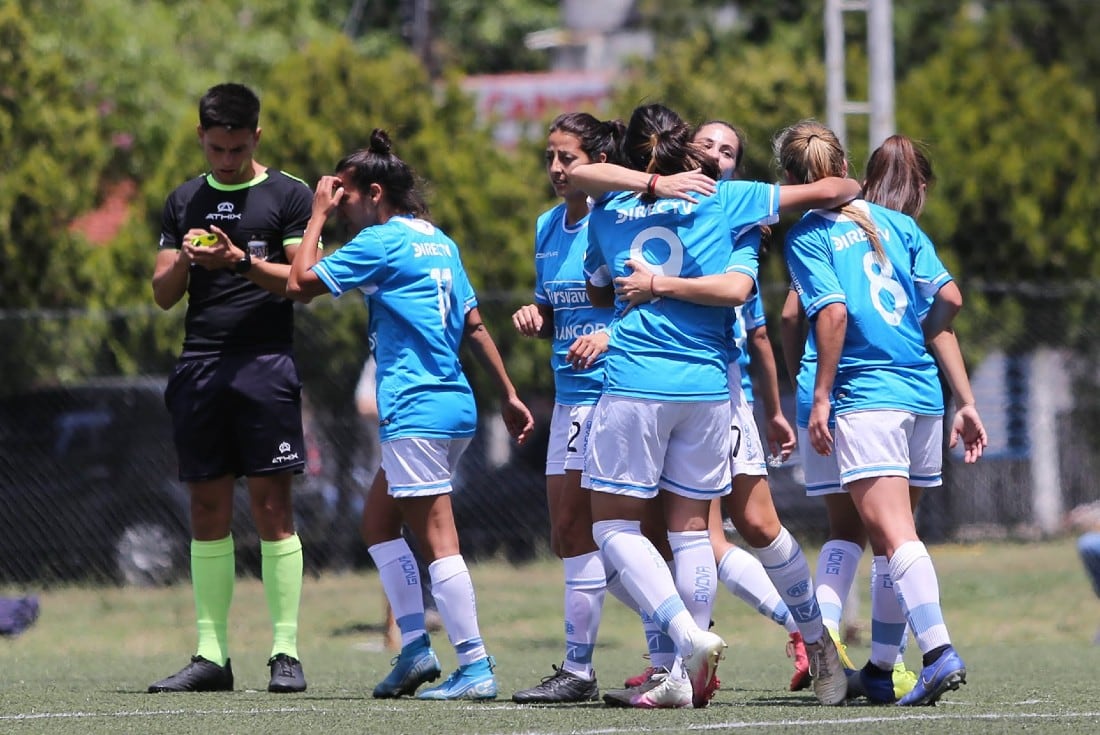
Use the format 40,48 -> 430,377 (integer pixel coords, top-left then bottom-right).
683,630 -> 727,708
806,633 -> 848,706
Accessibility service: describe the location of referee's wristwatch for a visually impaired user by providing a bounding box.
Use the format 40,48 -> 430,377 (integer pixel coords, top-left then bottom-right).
234,250 -> 252,274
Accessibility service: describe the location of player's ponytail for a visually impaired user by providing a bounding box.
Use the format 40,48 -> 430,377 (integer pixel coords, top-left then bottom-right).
775,120 -> 884,263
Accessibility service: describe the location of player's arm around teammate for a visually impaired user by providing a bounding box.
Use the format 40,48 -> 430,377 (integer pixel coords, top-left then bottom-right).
779,120 -> 969,707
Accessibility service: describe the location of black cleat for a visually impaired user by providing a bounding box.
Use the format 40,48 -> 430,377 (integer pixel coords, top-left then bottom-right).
512,663 -> 598,704
268,653 -> 307,693
148,655 -> 234,692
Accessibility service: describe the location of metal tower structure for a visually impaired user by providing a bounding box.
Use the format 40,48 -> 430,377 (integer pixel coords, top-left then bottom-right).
825,0 -> 896,151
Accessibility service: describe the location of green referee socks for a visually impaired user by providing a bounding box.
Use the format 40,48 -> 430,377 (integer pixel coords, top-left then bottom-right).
261,534 -> 304,660
191,535 -> 235,666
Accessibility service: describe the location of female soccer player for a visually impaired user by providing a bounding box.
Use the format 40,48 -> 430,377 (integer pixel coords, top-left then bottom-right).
780,133 -> 986,703
509,112 -> 623,704
570,103 -> 860,707
617,120 -> 811,695
777,120 -> 968,707
695,120 -> 810,688
286,129 -> 534,701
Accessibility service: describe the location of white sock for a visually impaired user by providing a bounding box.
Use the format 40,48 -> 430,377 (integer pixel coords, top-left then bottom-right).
869,554 -> 907,670
428,554 -> 486,666
593,519 -> 698,656
608,569 -> 675,670
642,609 -> 676,670
889,541 -> 951,654
668,530 -> 716,630
562,552 -> 606,678
753,526 -> 824,643
718,545 -> 796,632
605,567 -> 641,614
368,538 -> 425,647
815,540 -> 863,636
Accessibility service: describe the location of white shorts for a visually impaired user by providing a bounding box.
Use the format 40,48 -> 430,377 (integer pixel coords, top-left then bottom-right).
546,402 -> 595,475
583,395 -> 731,500
729,381 -> 767,478
834,410 -> 943,487
381,437 -> 472,498
798,426 -> 843,496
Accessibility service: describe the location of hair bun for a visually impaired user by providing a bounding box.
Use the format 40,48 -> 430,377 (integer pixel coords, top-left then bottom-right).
368,128 -> 393,155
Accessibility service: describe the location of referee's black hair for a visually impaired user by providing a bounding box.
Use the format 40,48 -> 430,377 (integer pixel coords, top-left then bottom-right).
199,83 -> 260,131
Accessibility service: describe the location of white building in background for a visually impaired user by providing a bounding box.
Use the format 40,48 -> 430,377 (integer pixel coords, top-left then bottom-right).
461,0 -> 652,145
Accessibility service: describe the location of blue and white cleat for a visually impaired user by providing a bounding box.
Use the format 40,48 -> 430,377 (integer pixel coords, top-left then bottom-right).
417,655 -> 498,700
897,646 -> 966,706
372,633 -> 442,698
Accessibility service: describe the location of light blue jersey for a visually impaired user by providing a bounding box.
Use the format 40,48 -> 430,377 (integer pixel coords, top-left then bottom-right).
794,326 -> 820,428
312,216 -> 478,442
785,200 -> 953,416
729,291 -> 765,405
585,180 -> 780,401
534,204 -> 615,405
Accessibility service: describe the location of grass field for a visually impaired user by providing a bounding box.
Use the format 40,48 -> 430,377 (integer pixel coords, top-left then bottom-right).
1,537 -> 1098,734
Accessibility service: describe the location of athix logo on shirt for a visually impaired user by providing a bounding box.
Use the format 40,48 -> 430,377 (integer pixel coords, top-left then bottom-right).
207,201 -> 243,222
271,441 -> 300,464
613,200 -> 696,224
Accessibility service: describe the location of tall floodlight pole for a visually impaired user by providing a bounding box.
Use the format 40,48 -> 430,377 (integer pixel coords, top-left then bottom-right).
824,0 -> 851,148
824,0 -> 895,151
867,0 -> 895,149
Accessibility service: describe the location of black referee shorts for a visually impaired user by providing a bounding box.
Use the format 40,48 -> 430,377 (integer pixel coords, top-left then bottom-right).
166,350 -> 306,482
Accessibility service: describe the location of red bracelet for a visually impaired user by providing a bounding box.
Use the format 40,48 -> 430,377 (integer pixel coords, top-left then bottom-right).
647,173 -> 659,196
649,274 -> 657,296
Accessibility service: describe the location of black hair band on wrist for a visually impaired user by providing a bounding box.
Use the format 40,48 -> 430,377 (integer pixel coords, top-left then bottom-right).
647,174 -> 659,196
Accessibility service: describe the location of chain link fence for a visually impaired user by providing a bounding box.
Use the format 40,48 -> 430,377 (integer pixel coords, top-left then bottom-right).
2,284 -> 1099,587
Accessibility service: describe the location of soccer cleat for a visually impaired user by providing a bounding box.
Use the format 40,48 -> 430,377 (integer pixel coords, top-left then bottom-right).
683,630 -> 727,709
848,661 -> 896,704
148,655 -> 234,693
787,631 -> 811,691
267,653 -> 307,693
416,656 -> 497,700
512,663 -> 598,704
897,646 -> 966,706
624,663 -> 658,688
372,633 -> 442,698
628,668 -> 692,709
892,661 -> 918,700
806,633 -> 848,705
604,667 -> 669,707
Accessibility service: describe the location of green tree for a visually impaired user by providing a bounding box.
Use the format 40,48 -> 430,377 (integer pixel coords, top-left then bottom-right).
339,0 -> 559,75
0,4 -> 124,391
239,39 -> 550,403
898,11 -> 1100,354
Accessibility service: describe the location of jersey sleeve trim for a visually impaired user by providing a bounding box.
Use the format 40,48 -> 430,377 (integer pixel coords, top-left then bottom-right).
803,292 -> 846,318
312,262 -> 345,297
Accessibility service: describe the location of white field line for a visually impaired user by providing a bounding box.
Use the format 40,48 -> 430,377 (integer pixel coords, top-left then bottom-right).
0,706 -> 317,721
3,705 -> 1098,733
